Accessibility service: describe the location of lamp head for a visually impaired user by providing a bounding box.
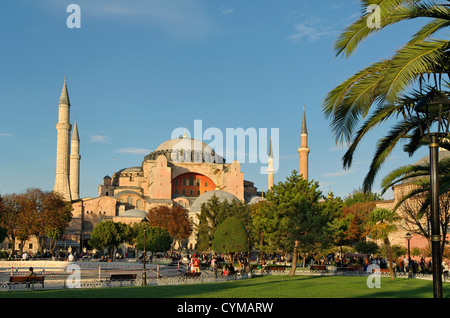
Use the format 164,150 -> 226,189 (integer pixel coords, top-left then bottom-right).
414,89 -> 450,114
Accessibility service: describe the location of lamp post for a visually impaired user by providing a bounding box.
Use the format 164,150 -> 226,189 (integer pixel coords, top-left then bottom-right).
141,218 -> 149,286
405,232 -> 412,278
414,88 -> 450,298
142,227 -> 147,286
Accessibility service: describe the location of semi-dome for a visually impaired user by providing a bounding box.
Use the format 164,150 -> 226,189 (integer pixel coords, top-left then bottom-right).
247,196 -> 266,205
119,209 -> 148,218
190,190 -> 240,212
413,149 -> 450,166
401,149 -> 450,184
144,135 -> 224,163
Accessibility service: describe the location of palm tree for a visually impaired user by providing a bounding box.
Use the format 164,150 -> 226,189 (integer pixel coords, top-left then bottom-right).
323,0 -> 450,191
366,207 -> 400,280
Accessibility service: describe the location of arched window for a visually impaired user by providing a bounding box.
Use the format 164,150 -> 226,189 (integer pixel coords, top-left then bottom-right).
127,196 -> 133,205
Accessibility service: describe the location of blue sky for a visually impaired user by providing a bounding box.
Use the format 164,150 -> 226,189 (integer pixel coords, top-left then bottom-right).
0,0 -> 430,200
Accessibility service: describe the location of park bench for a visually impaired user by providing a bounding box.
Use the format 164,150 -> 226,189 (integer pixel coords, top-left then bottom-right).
9,276 -> 45,288
184,272 -> 201,278
372,268 -> 390,273
310,265 -> 327,271
109,274 -> 137,281
268,266 -> 287,271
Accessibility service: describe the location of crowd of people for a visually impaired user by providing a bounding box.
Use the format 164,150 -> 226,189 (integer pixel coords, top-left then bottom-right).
180,252 -> 251,276
307,252 -> 450,275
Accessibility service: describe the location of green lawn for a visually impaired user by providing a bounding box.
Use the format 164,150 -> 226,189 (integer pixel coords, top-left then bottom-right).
1,275 -> 449,298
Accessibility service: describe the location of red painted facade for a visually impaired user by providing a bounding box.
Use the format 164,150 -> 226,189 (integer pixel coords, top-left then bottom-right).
172,173 -> 216,197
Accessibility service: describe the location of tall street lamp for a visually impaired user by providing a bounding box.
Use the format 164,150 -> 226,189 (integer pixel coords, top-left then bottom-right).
141,218 -> 149,286
405,232 -> 412,278
414,88 -> 450,298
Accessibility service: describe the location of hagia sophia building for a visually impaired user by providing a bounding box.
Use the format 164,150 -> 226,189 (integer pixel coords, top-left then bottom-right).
52,78 -> 310,253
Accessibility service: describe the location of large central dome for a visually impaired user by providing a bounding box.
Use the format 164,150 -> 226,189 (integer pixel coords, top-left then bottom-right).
144,135 -> 225,163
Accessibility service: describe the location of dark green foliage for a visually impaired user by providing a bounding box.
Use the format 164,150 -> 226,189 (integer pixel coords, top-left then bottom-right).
89,220 -> 132,258
212,217 -> 248,254
354,241 -> 379,255
134,223 -> 172,254
196,195 -> 251,252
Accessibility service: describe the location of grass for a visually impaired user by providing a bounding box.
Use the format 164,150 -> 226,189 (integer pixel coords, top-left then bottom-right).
1,275 -> 449,298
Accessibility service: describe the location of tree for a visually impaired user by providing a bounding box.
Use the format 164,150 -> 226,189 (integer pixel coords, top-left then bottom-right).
20,188 -> 73,254
147,205 -> 192,253
344,189 -> 382,206
366,207 -> 400,280
134,223 -> 172,256
212,217 -> 248,263
196,195 -> 248,252
249,200 -> 272,260
0,193 -> 23,254
322,0 -> 450,192
89,221 -> 130,258
0,189 -> 72,254
354,240 -> 379,255
262,171 -> 328,276
196,195 -> 228,252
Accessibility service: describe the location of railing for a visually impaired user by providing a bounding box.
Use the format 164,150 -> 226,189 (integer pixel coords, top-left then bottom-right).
0,272 -> 253,291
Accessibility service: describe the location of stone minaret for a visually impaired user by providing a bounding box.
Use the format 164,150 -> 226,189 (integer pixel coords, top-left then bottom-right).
70,118 -> 81,200
54,77 -> 72,201
298,106 -> 309,180
267,137 -> 274,190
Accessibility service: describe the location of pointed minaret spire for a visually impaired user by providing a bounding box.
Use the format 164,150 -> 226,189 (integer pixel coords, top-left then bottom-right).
298,105 -> 310,180
70,118 -> 81,200
71,118 -> 79,141
301,105 -> 307,135
267,136 -> 274,190
59,76 -> 71,106
54,77 -> 72,201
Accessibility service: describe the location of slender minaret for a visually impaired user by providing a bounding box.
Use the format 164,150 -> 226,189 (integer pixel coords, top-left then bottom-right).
54,77 -> 72,201
298,106 -> 310,180
267,137 -> 274,190
70,118 -> 81,200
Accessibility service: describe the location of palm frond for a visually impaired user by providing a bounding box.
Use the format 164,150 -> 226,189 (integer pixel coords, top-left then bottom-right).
361,118 -> 422,192
380,163 -> 430,193
382,40 -> 450,103
334,0 -> 420,58
323,60 -> 390,144
342,101 -> 410,168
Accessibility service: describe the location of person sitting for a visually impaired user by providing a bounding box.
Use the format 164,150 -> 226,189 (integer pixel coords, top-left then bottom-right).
222,265 -> 230,276
27,267 -> 36,276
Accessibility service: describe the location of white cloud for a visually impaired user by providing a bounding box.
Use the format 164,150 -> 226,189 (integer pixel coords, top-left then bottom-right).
221,8 -> 234,16
69,0 -> 214,40
323,169 -> 353,177
0,133 -> 12,137
118,147 -> 151,155
90,135 -> 111,143
329,144 -> 349,152
288,22 -> 336,43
